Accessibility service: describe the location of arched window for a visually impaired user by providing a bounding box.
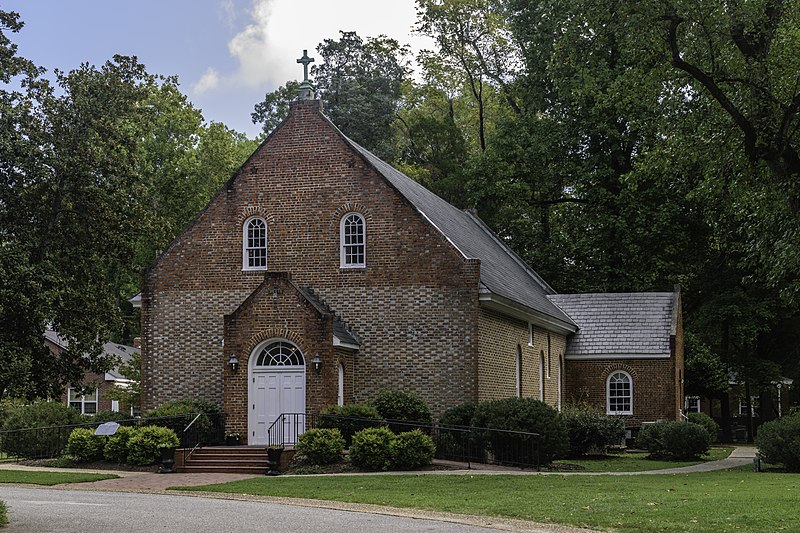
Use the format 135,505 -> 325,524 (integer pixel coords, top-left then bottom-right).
340,213 -> 365,268
243,217 -> 267,270
515,345 -> 522,398
607,371 -> 633,415
254,341 -> 304,367
546,333 -> 551,378
539,351 -> 545,401
338,362 -> 345,406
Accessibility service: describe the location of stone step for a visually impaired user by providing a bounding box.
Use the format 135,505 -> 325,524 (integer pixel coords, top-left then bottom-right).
179,465 -> 267,475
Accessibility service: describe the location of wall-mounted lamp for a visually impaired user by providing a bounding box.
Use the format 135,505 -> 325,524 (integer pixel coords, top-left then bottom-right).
312,353 -> 322,374
228,355 -> 239,373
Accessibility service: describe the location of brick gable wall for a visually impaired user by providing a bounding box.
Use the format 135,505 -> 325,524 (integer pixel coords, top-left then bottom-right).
141,100 -> 480,418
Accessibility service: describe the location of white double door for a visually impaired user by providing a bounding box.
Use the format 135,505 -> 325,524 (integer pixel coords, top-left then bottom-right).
250,369 -> 305,445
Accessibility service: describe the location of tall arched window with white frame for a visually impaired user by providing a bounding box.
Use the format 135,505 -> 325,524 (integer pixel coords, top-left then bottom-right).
243,216 -> 267,270
340,213 -> 366,268
607,371 -> 633,415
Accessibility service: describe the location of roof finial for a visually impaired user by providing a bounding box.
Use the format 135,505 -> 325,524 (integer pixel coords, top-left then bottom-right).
296,50 -> 315,100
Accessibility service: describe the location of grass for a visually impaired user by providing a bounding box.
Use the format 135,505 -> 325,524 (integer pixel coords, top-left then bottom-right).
0,500 -> 6,527
0,470 -> 118,486
173,467 -> 800,533
551,446 -> 733,472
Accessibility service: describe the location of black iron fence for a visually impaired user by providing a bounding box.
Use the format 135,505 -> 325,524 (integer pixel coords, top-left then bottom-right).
0,413 -> 225,462
267,413 -> 541,469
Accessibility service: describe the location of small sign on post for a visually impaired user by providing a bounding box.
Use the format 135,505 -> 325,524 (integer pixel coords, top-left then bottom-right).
94,422 -> 120,436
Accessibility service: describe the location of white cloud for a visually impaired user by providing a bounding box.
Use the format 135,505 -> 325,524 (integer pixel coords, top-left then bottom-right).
193,68 -> 221,95
218,0 -> 237,30
192,0 -> 435,97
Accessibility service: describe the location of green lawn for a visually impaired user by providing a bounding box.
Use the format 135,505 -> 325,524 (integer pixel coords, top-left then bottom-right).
0,500 -> 6,527
551,447 -> 733,472
0,470 -> 118,486
173,467 -> 800,533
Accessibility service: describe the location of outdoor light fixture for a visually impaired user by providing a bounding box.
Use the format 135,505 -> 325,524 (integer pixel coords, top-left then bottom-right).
228,355 -> 239,373
312,353 -> 322,374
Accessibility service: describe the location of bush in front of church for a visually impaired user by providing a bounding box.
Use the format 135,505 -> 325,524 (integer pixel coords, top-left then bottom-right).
103,425 -> 136,463
471,397 -> 569,465
559,405 -> 626,457
1,400 -> 82,459
389,429 -> 436,469
370,389 -> 433,429
318,404 -> 384,447
296,428 -> 345,465
756,412 -> 800,471
126,425 -> 180,465
144,398 -> 220,445
687,412 -> 719,444
637,420 -> 709,458
349,427 -> 395,470
66,427 -> 105,462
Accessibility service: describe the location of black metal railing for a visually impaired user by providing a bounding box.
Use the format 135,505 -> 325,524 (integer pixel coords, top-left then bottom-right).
0,413 -> 225,462
266,413 -> 541,469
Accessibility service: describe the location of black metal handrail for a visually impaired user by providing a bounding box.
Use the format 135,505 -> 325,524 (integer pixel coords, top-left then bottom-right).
267,413 -> 541,469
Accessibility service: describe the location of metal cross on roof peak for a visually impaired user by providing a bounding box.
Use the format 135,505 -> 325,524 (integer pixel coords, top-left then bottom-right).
297,50 -> 314,83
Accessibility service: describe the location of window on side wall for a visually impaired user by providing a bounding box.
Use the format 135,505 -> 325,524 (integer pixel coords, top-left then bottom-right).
243,216 -> 267,270
68,387 -> 98,415
606,371 -> 632,415
340,213 -> 366,268
685,396 -> 701,413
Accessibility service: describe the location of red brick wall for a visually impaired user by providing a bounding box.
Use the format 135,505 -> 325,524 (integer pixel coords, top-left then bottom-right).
564,358 -> 677,425
142,100 -> 481,422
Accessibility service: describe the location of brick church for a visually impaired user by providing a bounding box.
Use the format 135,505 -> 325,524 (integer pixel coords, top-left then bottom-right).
139,61 -> 684,444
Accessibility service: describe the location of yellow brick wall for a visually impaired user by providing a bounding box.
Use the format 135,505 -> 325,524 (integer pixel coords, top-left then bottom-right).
477,307 -> 567,409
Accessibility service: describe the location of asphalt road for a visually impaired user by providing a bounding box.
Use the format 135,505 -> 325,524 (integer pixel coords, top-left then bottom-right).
3,487 -> 507,533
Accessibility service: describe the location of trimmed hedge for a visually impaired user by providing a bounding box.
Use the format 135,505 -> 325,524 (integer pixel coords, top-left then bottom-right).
471,397 -> 568,465
560,406 -> 626,457
318,404 -> 384,446
756,412 -> 800,471
637,421 -> 709,458
66,427 -> 105,462
687,412 -> 719,444
439,402 -> 477,428
143,398 -> 219,444
296,428 -> 345,465
370,390 -> 432,427
103,425 -> 136,463
389,429 -> 436,469
126,426 -> 179,466
349,427 -> 395,470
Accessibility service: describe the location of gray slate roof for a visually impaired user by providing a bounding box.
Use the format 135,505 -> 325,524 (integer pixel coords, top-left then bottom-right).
44,330 -> 138,380
547,293 -> 676,357
346,139 -> 575,328
300,287 -> 361,347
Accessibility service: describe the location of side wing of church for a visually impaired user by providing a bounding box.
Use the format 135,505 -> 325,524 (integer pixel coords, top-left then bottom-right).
140,96 -> 683,444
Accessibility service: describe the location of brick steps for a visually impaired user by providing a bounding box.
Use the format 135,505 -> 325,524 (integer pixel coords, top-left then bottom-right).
176,446 -> 269,474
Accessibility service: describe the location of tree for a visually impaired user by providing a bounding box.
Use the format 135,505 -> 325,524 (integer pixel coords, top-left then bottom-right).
104,351 -> 141,415
252,32 -> 411,160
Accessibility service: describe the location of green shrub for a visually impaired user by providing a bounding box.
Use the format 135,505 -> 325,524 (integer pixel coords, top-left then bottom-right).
389,429 -> 436,470
370,390 -> 432,428
439,402 -> 477,427
349,426 -> 395,470
87,410 -> 133,424
103,425 -> 136,463
66,427 -> 105,461
756,412 -> 800,471
471,397 -> 568,465
296,428 -> 345,465
637,421 -> 709,458
0,397 -> 26,427
126,426 -> 179,465
560,405 -> 626,457
318,404 -> 384,446
1,401 -> 83,458
687,412 -> 719,444
144,399 -> 220,444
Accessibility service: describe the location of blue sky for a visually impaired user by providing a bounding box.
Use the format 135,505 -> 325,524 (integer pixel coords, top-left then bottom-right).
5,0 -> 432,137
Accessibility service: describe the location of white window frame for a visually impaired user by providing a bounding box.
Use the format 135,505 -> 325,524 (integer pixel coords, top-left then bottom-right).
242,216 -> 267,271
606,371 -> 633,415
528,323 -> 534,346
339,212 -> 366,268
539,351 -> 545,401
685,395 -> 701,413
68,387 -> 98,415
338,362 -> 345,406
515,345 -> 522,398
